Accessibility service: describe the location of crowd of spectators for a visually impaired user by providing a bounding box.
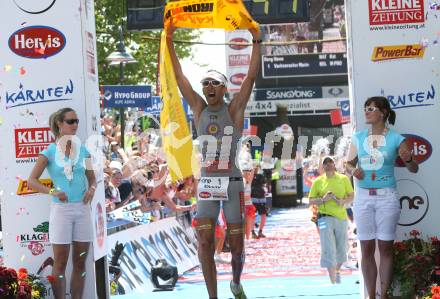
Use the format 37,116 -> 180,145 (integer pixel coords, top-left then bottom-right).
100,111 -> 196,233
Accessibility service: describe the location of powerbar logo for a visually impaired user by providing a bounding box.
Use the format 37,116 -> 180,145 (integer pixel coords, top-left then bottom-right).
15,127 -> 55,159
372,44 -> 425,61
17,179 -> 53,196
369,0 -> 424,26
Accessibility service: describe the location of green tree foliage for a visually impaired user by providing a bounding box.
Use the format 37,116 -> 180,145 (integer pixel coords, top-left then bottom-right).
95,0 -> 199,89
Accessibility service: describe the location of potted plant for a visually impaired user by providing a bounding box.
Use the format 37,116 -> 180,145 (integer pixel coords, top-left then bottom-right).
0,267 -> 49,299
392,230 -> 440,298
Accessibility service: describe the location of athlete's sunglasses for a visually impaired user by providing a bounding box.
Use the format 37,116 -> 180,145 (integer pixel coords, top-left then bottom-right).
201,80 -> 224,87
64,118 -> 79,125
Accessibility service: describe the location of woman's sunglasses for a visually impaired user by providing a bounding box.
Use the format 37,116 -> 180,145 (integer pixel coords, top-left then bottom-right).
64,118 -> 79,125
201,80 -> 224,87
364,106 -> 379,113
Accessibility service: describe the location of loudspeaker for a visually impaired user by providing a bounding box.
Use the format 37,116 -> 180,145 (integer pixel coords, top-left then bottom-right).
151,259 -> 178,291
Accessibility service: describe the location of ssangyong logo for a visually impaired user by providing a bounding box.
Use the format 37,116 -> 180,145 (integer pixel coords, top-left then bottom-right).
15,127 -> 55,160
14,0 -> 57,14
372,44 -> 425,61
5,79 -> 74,109
396,134 -> 432,166
369,0 -> 424,26
229,38 -> 249,50
9,25 -> 66,59
230,73 -> 246,86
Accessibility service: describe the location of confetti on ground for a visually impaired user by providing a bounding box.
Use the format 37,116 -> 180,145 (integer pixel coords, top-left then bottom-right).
81,272 -> 86,277
59,275 -> 64,279
19,67 -> 26,75
21,255 -> 26,262
80,252 -> 87,257
4,65 -> 12,72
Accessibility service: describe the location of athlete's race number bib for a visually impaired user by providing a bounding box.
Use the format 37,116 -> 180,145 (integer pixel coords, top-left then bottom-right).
197,177 -> 229,201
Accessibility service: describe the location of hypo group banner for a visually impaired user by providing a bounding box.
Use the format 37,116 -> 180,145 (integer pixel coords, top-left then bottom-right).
0,0 -> 104,297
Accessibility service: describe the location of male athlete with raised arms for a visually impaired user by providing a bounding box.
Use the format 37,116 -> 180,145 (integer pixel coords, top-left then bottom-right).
166,22 -> 261,299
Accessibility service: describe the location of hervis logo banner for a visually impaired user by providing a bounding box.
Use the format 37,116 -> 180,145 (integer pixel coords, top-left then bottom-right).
159,0 -> 258,181
163,0 -> 258,31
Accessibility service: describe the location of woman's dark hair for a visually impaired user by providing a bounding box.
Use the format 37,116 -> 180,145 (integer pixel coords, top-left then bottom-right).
364,96 -> 396,125
49,107 -> 76,137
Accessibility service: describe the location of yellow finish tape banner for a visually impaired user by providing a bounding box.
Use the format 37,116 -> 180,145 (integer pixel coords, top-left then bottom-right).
160,31 -> 194,182
163,0 -> 259,31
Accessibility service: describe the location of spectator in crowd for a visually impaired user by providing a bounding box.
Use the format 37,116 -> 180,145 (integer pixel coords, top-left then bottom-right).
346,96 -> 418,298
251,166 -> 268,238
309,156 -> 354,284
242,166 -> 256,240
104,173 -> 116,213
214,210 -> 229,264
110,142 -> 123,161
109,166 -> 123,209
306,0 -> 326,53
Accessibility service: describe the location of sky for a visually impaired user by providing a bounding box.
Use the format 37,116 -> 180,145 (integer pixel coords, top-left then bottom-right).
180,29 -> 226,96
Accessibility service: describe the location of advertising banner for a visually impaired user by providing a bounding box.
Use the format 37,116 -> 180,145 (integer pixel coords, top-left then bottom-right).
347,0 -> 439,237
80,0 -> 108,264
145,96 -> 193,120
346,0 -> 439,295
102,85 -> 152,108
255,86 -> 323,101
0,0 -> 103,297
225,30 -> 252,95
107,218 -> 199,293
276,160 -> 297,196
245,97 -> 343,114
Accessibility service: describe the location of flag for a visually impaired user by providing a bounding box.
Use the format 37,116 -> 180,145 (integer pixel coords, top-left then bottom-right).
163,0 -> 259,31
160,31 -> 194,182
